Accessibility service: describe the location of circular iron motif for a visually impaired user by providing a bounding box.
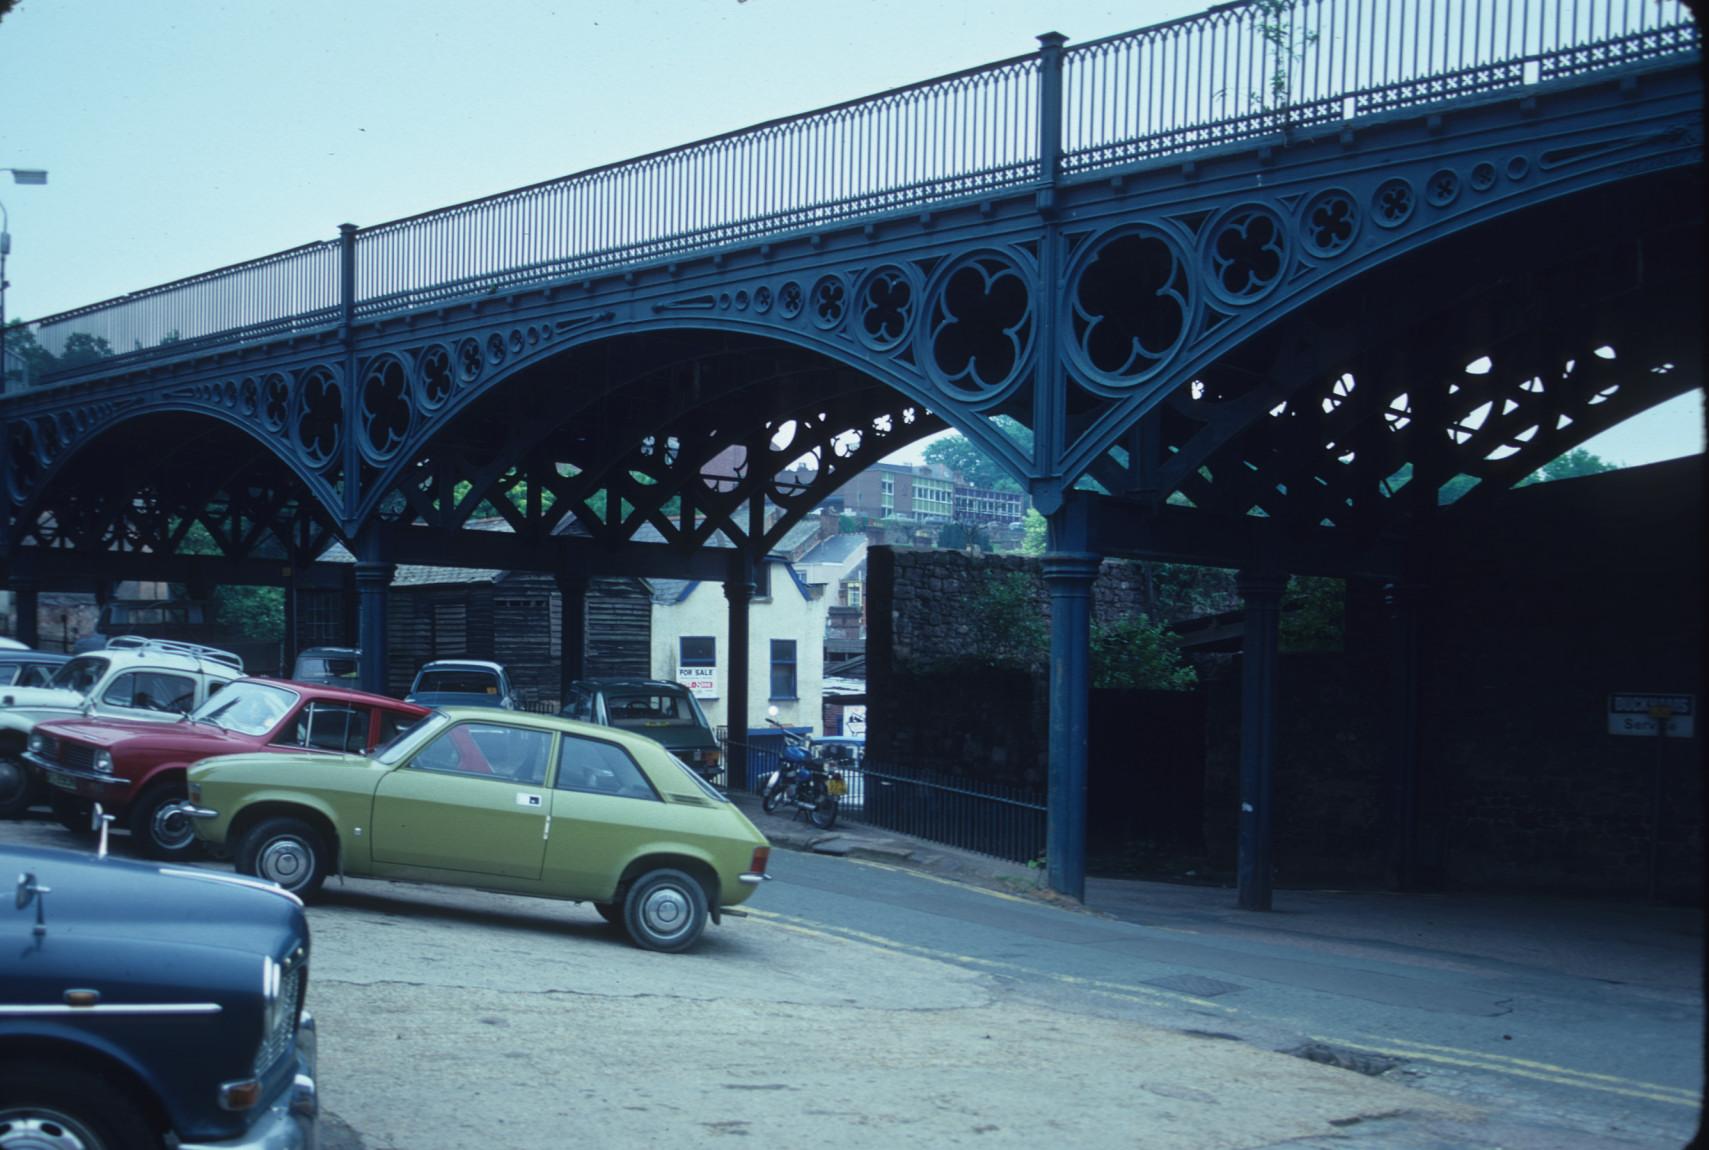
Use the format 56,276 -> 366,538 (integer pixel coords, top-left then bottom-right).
239,377 -> 258,418
1470,162 -> 1498,192
778,281 -> 803,319
417,345 -> 454,411
1066,225 -> 1192,390
1205,204 -> 1287,305
754,285 -> 774,314
1300,189 -> 1359,257
810,276 -> 846,330
293,367 -> 343,470
6,422 -> 40,503
1506,156 -> 1530,181
1372,178 -> 1415,229
359,355 -> 412,464
919,252 -> 1034,401
855,266 -> 916,351
261,373 -> 291,433
457,338 -> 483,383
1426,168 -> 1461,208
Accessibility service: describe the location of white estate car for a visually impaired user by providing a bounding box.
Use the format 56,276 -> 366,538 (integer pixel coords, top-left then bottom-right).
0,637 -> 243,819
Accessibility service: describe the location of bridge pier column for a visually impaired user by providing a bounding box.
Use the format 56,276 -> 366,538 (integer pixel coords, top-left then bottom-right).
1043,546 -> 1100,903
555,571 -> 588,705
1236,569 -> 1287,911
354,532 -> 393,697
722,572 -> 754,793
282,575 -> 299,679
1384,578 -> 1430,891
7,570 -> 37,649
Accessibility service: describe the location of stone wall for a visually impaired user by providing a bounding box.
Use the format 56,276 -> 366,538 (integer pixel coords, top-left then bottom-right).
870,457 -> 1702,899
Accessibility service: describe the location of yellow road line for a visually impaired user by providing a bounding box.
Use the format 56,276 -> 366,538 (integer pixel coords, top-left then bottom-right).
838,856 -> 1045,907
745,907 -> 1235,1013
1373,1036 -> 1699,1101
1312,1035 -> 1698,1107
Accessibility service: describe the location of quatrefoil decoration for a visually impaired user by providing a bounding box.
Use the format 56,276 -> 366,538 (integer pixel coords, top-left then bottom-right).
294,367 -> 343,469
7,422 -> 40,502
1301,189 -> 1358,257
811,276 -> 847,329
1207,206 -> 1286,304
261,373 -> 291,433
359,355 -> 412,463
417,344 -> 454,411
922,254 -> 1033,401
856,266 -> 915,351
1068,226 -> 1192,389
1373,178 -> 1415,228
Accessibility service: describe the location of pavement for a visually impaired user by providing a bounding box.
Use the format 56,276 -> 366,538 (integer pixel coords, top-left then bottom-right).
732,789 -> 1705,997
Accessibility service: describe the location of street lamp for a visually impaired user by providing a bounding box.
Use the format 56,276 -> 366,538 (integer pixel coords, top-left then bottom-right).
1,168 -> 50,393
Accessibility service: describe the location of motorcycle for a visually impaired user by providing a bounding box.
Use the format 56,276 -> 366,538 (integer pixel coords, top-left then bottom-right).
759,716 -> 845,830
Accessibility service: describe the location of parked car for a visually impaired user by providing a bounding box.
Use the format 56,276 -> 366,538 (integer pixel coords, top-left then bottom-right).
1,842 -> 319,1149
561,677 -> 722,782
0,636 -> 30,650
178,707 -> 772,952
0,647 -> 69,689
0,638 -> 244,820
25,678 -> 430,859
404,659 -> 520,709
290,646 -> 360,686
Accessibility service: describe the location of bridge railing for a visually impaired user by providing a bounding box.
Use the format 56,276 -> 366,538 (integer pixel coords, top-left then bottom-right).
16,0 -> 1697,382
1061,0 -> 1698,171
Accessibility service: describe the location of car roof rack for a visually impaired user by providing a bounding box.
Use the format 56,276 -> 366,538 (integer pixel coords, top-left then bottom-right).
103,635 -> 245,672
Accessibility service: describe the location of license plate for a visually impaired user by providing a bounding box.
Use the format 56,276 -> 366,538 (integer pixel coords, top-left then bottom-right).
827,778 -> 847,797
47,772 -> 77,791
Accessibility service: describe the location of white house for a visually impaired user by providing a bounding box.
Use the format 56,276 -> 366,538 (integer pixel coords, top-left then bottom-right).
649,557 -> 828,736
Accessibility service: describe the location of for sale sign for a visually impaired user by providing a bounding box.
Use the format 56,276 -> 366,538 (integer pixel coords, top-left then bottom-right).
677,666 -> 717,699
1608,693 -> 1694,738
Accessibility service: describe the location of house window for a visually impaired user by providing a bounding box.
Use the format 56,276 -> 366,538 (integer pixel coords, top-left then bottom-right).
770,639 -> 797,700
678,636 -> 717,698
297,590 -> 344,647
845,581 -> 862,610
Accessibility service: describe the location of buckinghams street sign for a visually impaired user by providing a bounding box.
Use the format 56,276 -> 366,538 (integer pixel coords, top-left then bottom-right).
1608,694 -> 1696,738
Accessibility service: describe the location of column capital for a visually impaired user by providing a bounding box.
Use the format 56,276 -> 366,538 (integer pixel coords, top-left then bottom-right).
353,560 -> 394,589
1236,569 -> 1289,601
723,579 -> 755,605
1041,552 -> 1101,584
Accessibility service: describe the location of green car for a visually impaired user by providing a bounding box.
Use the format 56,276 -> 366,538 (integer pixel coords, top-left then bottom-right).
179,707 -> 771,952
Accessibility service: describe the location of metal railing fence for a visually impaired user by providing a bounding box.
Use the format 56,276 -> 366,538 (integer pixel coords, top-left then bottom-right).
1061,0 -> 1698,171
853,762 -> 1047,865
21,0 -> 1697,376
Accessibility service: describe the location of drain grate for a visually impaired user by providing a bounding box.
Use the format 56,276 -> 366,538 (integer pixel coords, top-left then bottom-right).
1144,973 -> 1246,997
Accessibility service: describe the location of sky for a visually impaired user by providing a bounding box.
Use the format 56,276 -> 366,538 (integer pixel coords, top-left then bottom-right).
0,0 -> 1700,471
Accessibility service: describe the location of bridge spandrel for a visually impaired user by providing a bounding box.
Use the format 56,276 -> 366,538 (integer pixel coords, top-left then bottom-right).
0,0 -> 1697,563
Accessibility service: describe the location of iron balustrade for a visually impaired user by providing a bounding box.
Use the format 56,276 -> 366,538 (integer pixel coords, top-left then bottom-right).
1060,0 -> 1699,171
19,0 -> 1698,376
852,761 -> 1047,866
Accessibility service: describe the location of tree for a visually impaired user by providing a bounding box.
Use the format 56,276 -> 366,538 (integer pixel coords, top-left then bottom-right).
965,572 -> 1048,672
921,416 -> 1032,492
1091,614 -> 1197,690
1018,508 -> 1047,556
1519,447 -> 1618,486
936,521 -> 990,552
170,522 -> 284,642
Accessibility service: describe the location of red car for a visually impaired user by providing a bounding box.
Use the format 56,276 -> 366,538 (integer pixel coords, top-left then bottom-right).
25,677 -> 429,859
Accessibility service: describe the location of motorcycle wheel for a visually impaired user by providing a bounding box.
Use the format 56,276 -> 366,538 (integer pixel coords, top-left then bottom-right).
808,795 -> 839,831
762,782 -> 789,815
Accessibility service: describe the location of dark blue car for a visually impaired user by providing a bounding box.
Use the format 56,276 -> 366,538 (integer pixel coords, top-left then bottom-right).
0,843 -> 319,1149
